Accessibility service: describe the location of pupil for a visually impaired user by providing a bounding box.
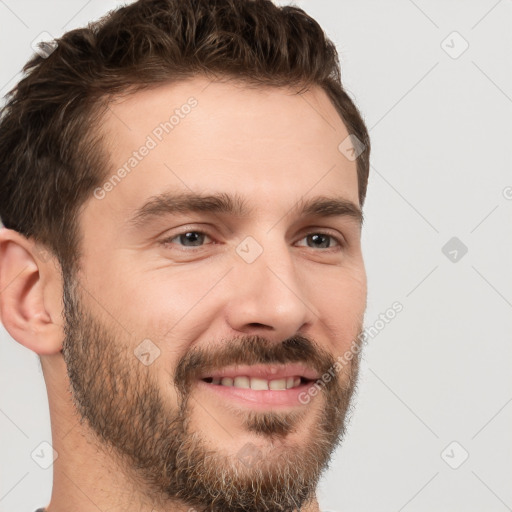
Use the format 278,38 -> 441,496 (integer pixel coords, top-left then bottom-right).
310,234 -> 329,248
181,232 -> 203,246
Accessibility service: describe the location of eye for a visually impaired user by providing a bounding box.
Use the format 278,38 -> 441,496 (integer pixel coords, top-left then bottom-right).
160,231 -> 213,249
159,229 -> 344,252
296,232 -> 343,250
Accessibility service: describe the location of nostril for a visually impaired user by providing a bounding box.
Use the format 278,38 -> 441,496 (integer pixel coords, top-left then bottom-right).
247,323 -> 272,329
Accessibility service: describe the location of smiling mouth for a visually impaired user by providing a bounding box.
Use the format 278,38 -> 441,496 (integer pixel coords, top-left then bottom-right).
201,375 -> 313,390
197,365 -> 320,407
198,363 -> 318,391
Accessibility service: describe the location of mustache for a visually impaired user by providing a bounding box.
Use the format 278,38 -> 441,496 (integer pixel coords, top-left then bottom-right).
174,334 -> 337,396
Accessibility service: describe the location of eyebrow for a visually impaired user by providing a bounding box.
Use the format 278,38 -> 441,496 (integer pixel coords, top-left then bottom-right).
128,191 -> 363,228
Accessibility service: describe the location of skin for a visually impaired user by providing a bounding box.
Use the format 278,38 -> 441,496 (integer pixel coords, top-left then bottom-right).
0,77 -> 367,511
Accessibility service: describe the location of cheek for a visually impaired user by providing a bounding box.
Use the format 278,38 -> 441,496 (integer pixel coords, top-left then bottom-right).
118,264 -> 227,344
308,266 -> 367,347
309,261 -> 366,307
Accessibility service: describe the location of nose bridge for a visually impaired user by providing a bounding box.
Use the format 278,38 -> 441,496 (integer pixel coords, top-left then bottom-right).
225,232 -> 315,337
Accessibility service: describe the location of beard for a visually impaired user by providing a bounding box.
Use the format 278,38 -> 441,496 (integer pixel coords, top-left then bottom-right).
60,273 -> 363,512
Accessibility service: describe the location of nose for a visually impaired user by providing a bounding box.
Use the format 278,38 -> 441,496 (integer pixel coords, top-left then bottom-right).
224,242 -> 316,341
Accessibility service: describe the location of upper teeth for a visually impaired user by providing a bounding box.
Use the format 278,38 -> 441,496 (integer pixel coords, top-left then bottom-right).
210,376 -> 302,390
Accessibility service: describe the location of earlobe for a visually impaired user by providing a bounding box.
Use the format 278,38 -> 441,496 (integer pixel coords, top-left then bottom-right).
0,228 -> 64,355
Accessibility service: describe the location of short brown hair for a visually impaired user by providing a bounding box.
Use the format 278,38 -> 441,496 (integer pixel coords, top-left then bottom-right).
0,0 -> 370,275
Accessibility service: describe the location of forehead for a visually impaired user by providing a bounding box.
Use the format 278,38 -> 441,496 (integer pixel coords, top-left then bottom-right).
87,77 -> 359,228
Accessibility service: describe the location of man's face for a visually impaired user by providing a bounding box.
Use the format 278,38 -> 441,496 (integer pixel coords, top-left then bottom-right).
62,77 -> 367,511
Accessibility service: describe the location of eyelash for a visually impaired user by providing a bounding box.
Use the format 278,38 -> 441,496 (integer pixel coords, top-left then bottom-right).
159,229 -> 345,251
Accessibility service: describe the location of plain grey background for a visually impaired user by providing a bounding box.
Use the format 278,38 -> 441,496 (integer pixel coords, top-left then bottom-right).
1,1 -> 511,511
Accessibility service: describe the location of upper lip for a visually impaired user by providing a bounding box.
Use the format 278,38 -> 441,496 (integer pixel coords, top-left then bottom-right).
199,363 -> 320,381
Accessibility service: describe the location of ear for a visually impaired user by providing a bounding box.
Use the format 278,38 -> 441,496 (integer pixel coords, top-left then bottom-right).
0,227 -> 64,355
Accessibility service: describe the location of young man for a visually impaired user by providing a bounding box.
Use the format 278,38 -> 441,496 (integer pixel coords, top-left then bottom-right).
0,0 -> 370,510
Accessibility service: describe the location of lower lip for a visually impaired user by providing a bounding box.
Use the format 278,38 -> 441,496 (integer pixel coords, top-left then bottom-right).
197,379 -> 315,408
